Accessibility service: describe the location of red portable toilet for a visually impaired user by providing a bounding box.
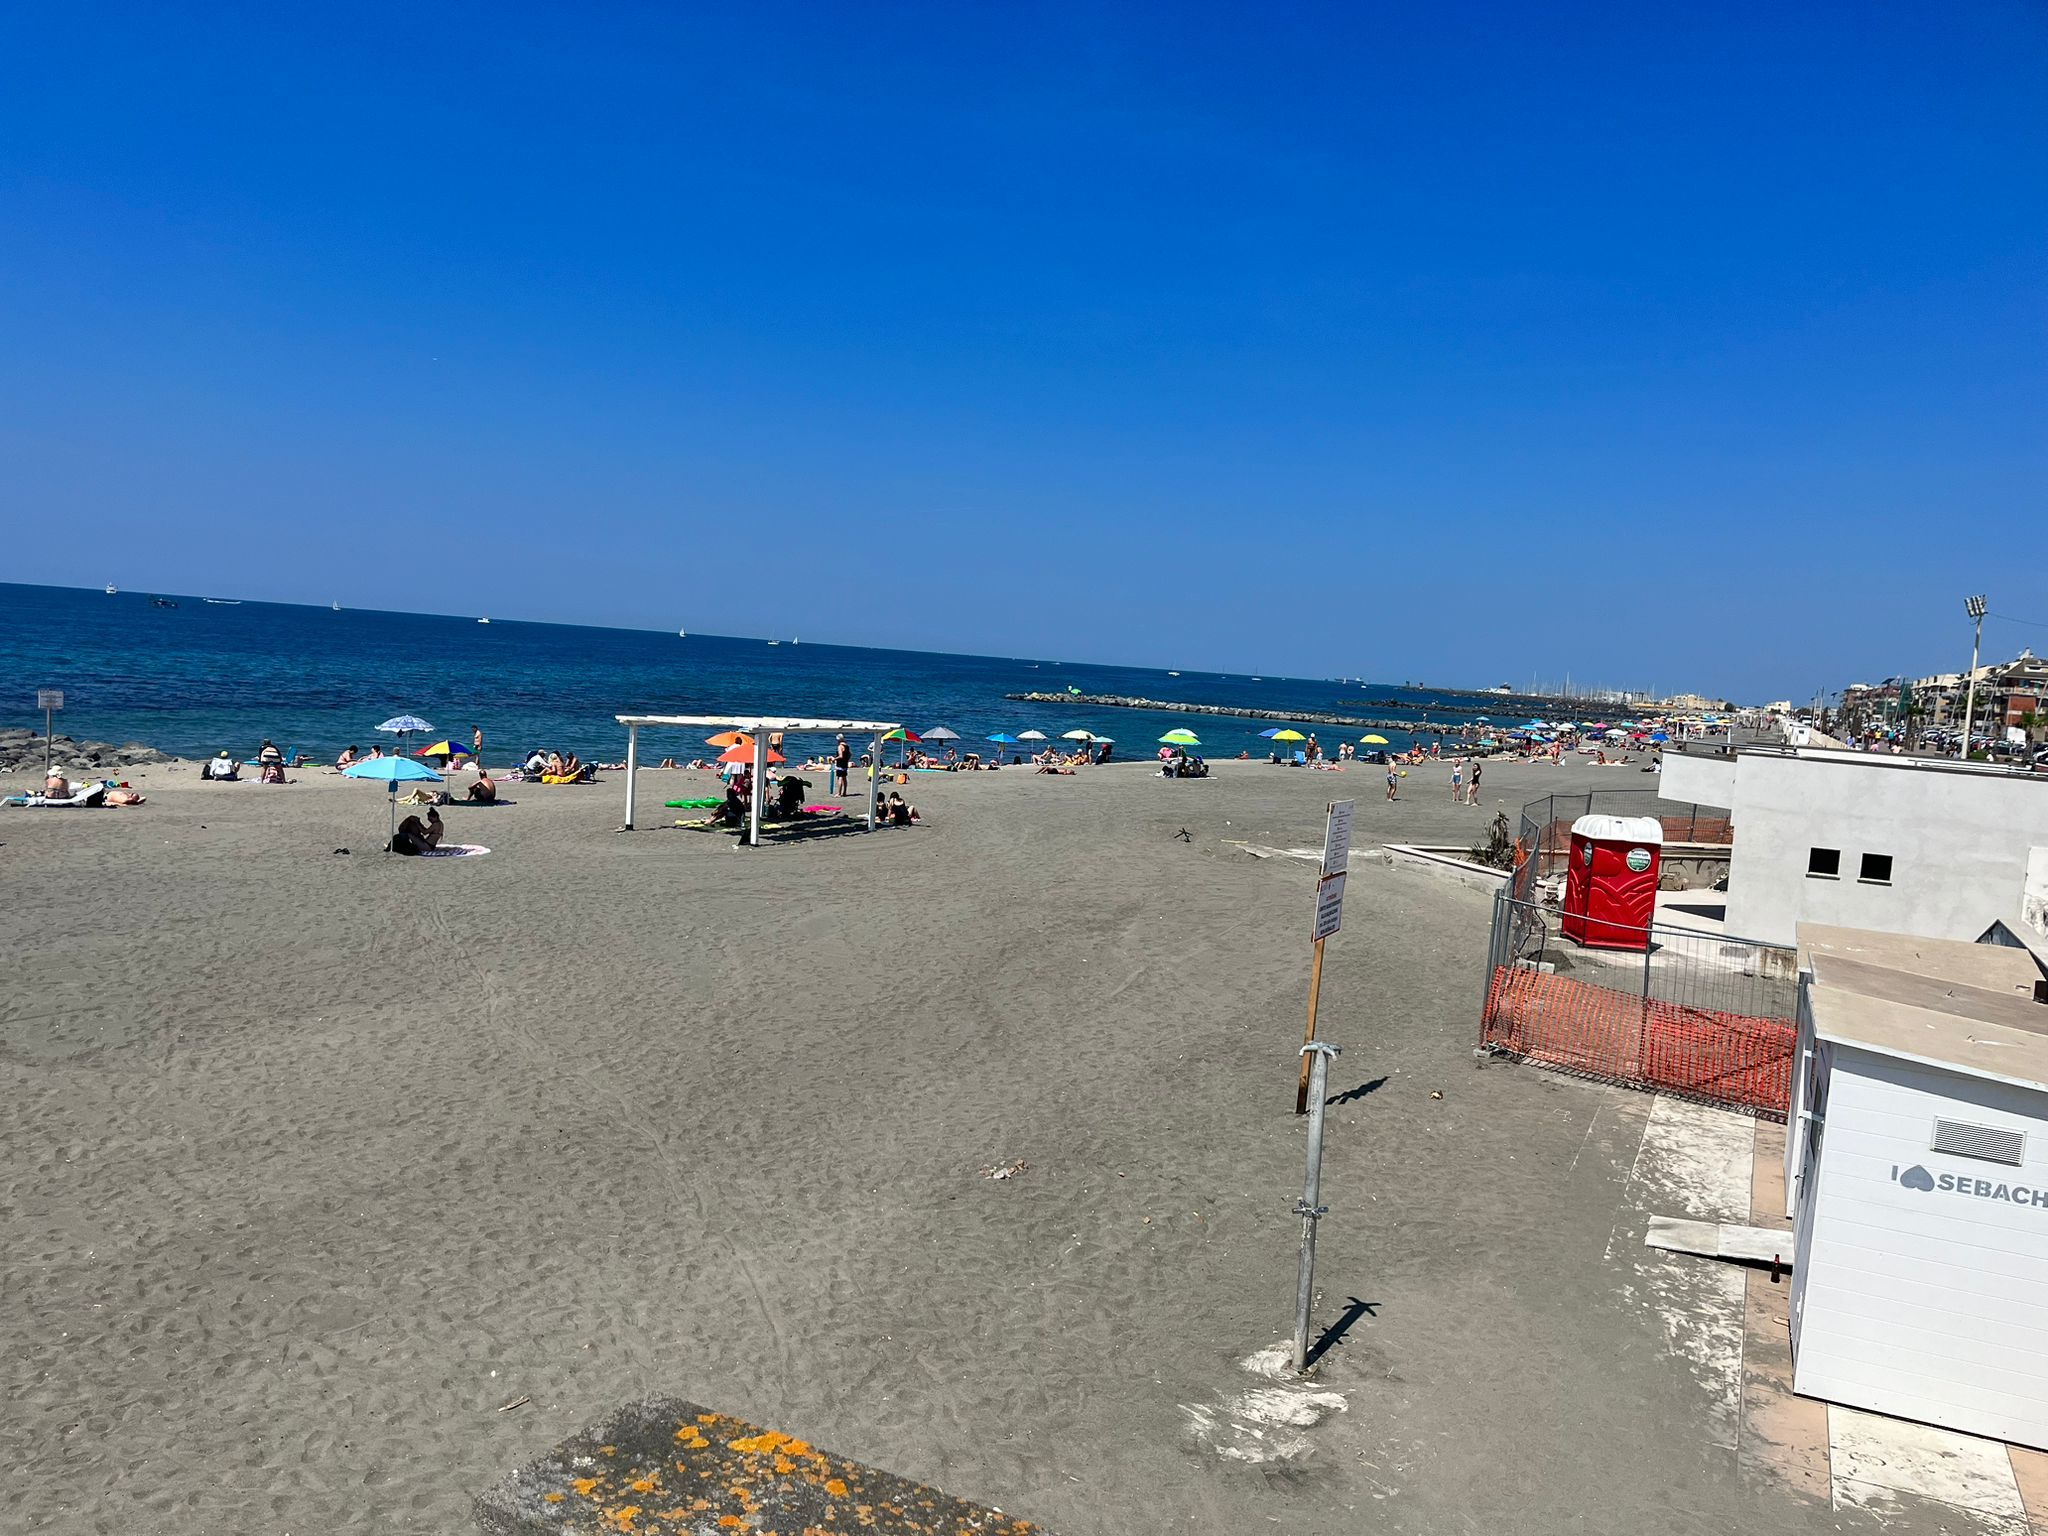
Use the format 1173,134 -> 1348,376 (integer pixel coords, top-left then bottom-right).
1560,814 -> 1663,950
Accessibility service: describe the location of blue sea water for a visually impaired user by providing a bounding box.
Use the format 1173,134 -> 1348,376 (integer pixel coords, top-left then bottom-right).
2,583 -> 1491,763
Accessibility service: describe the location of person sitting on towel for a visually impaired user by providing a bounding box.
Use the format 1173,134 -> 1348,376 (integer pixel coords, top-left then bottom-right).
336,745 -> 360,768
467,768 -> 497,803
887,791 -> 918,825
422,806 -> 445,848
390,814 -> 428,855
202,750 -> 240,781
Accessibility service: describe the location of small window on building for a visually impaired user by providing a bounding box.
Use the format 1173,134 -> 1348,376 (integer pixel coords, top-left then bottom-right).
1859,853 -> 1893,885
1807,847 -> 1840,879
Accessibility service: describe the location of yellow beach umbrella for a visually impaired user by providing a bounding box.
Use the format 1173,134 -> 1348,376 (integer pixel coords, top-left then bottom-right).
1271,729 -> 1307,742
1361,734 -> 1389,745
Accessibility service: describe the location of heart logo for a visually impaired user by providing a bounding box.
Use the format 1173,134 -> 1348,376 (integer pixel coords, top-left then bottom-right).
1899,1165 -> 1935,1192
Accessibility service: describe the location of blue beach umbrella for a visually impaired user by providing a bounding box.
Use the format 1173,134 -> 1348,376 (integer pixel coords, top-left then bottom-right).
344,755 -> 443,849
1258,727 -> 1283,738
378,712 -> 435,757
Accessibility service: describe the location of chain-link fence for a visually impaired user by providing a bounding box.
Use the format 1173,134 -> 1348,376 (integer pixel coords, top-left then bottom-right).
1509,788 -> 1733,901
1479,888 -> 1797,1118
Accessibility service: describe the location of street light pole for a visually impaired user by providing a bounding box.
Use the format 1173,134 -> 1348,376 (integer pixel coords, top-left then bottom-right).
1960,595 -> 1987,761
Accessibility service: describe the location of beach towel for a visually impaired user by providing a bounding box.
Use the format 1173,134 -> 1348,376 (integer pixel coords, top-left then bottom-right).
540,774 -> 584,785
664,798 -> 725,809
444,798 -> 515,807
417,842 -> 490,858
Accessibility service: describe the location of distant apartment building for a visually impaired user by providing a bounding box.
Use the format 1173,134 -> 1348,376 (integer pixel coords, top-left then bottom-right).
1902,650 -> 2048,737
1660,745 -> 2048,949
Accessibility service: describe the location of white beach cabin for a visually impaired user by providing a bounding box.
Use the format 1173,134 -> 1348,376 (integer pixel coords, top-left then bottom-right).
1787,923 -> 2048,1449
615,714 -> 904,846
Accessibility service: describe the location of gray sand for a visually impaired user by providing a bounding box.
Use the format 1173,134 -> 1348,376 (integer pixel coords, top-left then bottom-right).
5,751 -> 1851,1533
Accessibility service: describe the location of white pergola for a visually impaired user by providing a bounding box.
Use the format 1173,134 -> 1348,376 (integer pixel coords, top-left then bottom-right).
615,714 -> 905,846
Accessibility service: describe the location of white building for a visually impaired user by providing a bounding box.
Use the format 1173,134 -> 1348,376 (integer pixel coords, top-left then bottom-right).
1787,925 -> 2048,1449
1660,745 -> 2048,948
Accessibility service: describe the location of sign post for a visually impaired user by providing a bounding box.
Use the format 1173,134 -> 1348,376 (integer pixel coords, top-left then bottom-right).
1297,800 -> 1354,1114
37,689 -> 63,778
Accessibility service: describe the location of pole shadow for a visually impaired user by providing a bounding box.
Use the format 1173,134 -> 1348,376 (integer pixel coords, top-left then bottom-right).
1304,1297 -> 1379,1370
1327,1076 -> 1387,1106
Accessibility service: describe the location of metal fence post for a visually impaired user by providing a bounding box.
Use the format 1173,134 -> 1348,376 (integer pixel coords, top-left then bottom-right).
1291,1040 -> 1341,1372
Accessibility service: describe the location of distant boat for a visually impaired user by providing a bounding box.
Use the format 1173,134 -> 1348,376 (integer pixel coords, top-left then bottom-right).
791,636 -> 799,645
478,616 -> 491,625
332,601 -> 341,612
1168,670 -> 1180,676
678,627 -> 687,638
104,582 -> 117,595
767,639 -> 780,646
149,596 -> 178,608
203,598 -> 240,605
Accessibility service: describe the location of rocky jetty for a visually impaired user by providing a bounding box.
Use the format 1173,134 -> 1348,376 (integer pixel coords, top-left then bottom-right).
1004,692 -> 1450,732
0,729 -> 178,775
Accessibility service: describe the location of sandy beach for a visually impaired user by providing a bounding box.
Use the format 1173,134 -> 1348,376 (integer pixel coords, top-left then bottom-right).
5,750 -> 1850,1534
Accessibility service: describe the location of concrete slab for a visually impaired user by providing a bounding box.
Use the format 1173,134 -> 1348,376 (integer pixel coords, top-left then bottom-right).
474,1399 -> 1044,1535
1645,1216 -> 1795,1265
1830,1404 -> 2029,1526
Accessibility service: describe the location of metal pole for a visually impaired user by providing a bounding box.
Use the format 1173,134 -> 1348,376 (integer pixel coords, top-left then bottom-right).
44,701 -> 53,778
867,732 -> 883,830
1291,1039 -> 1340,1372
748,729 -> 766,847
1295,937 -> 1326,1114
623,723 -> 639,830
1961,596 -> 1986,761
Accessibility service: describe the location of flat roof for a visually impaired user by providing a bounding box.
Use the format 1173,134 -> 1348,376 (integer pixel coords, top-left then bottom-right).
1725,745 -> 2048,784
616,714 -> 903,734
1798,923 -> 2048,1092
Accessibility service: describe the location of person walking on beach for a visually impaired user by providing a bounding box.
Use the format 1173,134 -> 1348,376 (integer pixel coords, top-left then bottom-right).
1386,764 -> 1399,801
1468,758 -> 1483,805
833,735 -> 851,797
1449,759 -> 1464,803
1306,732 -> 1320,765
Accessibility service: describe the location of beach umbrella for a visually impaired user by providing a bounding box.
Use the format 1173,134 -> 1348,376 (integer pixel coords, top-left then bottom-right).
1361,733 -> 1389,745
1060,729 -> 1095,741
1650,731 -> 1669,742
1257,727 -> 1282,739
1159,729 -> 1201,747
344,755 -> 443,850
377,713 -> 434,754
414,740 -> 469,762
986,732 -> 1019,744
1271,728 -> 1307,742
706,730 -> 753,748
923,726 -> 961,744
881,726 -> 920,765
719,744 -> 784,766
1018,729 -> 1048,741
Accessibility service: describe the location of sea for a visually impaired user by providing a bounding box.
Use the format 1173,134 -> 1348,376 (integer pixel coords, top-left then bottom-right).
2,582 -> 1503,763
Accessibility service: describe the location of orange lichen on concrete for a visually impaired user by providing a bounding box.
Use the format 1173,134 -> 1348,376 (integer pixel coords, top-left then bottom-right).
476,1398 -> 1046,1534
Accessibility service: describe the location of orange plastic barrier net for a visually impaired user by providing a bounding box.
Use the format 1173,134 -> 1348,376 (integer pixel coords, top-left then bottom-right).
1480,964 -> 1792,1117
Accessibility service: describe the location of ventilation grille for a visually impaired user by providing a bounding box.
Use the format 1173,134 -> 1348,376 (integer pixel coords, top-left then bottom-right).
1932,1119 -> 2026,1167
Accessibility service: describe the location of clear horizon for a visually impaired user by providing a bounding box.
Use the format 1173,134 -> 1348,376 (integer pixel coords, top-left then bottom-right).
2,5 -> 2042,701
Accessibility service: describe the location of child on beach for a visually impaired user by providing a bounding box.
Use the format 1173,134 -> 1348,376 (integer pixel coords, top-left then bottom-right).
1386,766 -> 1398,801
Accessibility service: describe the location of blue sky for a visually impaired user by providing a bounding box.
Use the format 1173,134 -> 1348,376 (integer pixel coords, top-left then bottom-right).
1,3 -> 2042,700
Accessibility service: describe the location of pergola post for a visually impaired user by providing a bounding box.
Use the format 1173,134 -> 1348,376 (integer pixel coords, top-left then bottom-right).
623,723 -> 639,829
867,732 -> 883,829
748,728 -> 766,847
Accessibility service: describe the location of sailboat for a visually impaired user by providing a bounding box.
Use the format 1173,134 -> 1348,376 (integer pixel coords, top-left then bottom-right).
332,600 -> 341,612
678,627 -> 687,638
104,582 -> 117,595
791,636 -> 799,645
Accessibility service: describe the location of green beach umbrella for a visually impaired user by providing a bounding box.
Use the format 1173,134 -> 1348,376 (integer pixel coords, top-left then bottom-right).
1159,729 -> 1201,747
